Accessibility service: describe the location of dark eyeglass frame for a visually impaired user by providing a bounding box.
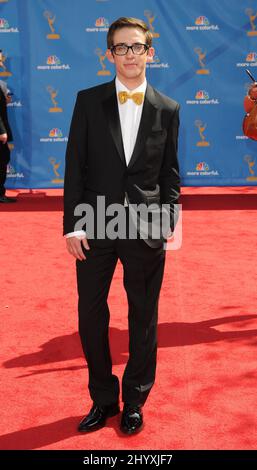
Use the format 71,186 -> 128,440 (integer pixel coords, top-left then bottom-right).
110,43 -> 150,56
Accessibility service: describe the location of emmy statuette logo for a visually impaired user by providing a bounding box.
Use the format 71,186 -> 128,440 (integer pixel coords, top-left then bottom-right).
49,158 -> 63,184
195,120 -> 210,147
194,47 -> 210,75
95,48 -> 111,76
44,11 -> 60,39
47,86 -> 63,112
144,10 -> 160,38
244,155 -> 257,180
246,8 -> 257,36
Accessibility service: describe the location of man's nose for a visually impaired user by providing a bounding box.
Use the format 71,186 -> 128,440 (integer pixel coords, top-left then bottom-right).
126,47 -> 134,58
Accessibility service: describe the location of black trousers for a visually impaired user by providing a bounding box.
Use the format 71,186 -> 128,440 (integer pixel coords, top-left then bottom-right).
0,142 -> 10,197
76,227 -> 166,407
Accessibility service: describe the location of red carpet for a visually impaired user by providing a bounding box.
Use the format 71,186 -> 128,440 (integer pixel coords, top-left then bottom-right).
0,186 -> 257,450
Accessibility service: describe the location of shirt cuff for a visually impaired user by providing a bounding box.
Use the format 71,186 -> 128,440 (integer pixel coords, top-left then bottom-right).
65,230 -> 86,239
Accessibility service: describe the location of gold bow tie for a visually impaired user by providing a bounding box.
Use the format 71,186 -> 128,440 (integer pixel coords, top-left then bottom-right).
118,91 -> 144,105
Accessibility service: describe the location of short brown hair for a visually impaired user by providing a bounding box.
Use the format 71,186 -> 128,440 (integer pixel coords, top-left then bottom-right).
107,17 -> 152,49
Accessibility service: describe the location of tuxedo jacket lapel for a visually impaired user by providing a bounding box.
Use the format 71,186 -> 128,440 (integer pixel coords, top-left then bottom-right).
102,79 -> 157,169
102,79 -> 126,166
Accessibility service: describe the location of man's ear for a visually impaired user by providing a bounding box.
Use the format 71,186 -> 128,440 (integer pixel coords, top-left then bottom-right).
146,47 -> 155,63
106,49 -> 115,63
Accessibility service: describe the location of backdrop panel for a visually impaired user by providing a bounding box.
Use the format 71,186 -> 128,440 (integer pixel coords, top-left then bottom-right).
1,0 -> 257,188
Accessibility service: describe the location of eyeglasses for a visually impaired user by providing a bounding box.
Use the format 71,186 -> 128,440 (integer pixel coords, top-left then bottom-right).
110,43 -> 149,56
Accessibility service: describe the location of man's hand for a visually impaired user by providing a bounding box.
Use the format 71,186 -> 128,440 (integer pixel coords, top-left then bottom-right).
0,133 -> 7,144
66,236 -> 90,261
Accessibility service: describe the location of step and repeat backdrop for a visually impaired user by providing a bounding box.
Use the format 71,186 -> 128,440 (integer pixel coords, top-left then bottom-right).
2,0 -> 257,188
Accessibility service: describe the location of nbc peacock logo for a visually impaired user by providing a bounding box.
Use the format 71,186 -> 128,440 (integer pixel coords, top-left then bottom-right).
7,164 -> 24,179
246,52 -> 257,62
186,91 -> 219,105
0,18 -> 9,28
0,17 -> 18,33
47,55 -> 61,65
187,162 -> 219,176
195,16 -> 209,25
37,55 -> 70,70
237,52 -> 257,68
186,15 -> 219,31
196,162 -> 209,171
49,128 -> 62,138
85,16 -> 109,32
95,17 -> 109,27
40,128 -> 67,142
146,49 -> 169,69
195,90 -> 209,99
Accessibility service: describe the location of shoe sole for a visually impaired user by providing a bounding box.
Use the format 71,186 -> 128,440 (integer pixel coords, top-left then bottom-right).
78,406 -> 120,433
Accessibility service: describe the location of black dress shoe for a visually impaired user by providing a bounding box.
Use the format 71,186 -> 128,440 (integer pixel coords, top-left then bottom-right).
120,404 -> 143,435
0,195 -> 17,203
78,402 -> 120,433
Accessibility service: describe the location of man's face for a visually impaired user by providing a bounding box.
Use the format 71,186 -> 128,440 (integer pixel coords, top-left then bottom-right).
106,27 -> 154,84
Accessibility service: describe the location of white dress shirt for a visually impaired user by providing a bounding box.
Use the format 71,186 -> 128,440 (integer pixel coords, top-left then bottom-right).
65,77 -> 146,239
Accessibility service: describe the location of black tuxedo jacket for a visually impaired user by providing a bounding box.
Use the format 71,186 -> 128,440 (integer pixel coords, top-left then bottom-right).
0,87 -> 12,141
63,79 -> 180,247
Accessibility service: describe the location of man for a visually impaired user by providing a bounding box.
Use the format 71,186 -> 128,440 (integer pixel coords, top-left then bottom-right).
244,81 -> 257,113
243,80 -> 257,140
63,17 -> 180,435
0,54 -> 16,203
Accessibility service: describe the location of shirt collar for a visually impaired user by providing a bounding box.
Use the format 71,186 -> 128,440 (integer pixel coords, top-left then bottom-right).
115,76 -> 147,95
